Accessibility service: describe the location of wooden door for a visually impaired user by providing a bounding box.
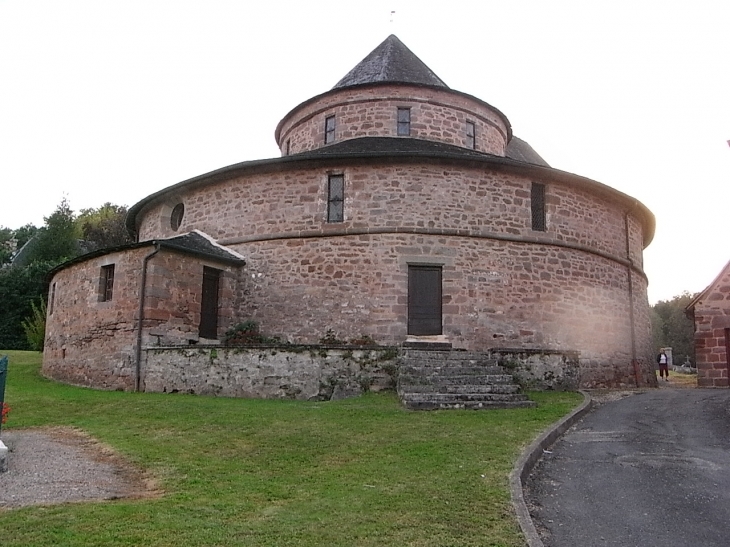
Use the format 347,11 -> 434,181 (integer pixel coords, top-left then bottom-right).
408,265 -> 442,335
199,267 -> 221,339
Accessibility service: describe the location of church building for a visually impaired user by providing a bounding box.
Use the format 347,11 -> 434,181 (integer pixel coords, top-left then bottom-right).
43,36 -> 657,392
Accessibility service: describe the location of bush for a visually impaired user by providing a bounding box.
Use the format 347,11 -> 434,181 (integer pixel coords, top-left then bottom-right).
224,320 -> 278,345
21,299 -> 47,351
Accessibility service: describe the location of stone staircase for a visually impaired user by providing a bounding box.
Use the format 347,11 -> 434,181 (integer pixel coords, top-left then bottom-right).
397,348 -> 536,410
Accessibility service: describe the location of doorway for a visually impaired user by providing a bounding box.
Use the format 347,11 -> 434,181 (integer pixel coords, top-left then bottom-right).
408,265 -> 442,335
199,266 -> 222,339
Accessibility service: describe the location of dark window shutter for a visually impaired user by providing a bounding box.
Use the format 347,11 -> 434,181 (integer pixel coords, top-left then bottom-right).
408,265 -> 442,335
199,267 -> 221,339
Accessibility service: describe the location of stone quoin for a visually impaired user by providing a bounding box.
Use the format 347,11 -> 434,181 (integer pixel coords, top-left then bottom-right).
43,35 -> 657,393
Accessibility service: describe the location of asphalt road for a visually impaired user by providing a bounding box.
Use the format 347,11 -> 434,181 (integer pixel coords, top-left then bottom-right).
526,387 -> 730,547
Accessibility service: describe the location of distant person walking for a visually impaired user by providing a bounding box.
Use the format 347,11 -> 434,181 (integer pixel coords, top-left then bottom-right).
657,351 -> 669,381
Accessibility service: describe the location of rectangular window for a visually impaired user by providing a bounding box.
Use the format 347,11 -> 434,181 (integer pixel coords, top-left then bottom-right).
286,139 -> 291,155
199,267 -> 222,339
531,182 -> 546,231
100,264 -> 115,302
397,107 -> 411,136
466,121 -> 476,149
49,282 -> 56,315
327,174 -> 344,223
324,115 -> 336,144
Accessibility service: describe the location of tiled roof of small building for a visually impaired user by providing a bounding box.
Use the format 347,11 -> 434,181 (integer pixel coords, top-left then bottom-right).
48,230 -> 244,278
333,35 -> 448,89
159,230 -> 245,265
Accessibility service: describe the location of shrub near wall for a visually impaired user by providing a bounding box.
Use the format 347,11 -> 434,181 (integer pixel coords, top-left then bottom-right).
142,345 -> 398,400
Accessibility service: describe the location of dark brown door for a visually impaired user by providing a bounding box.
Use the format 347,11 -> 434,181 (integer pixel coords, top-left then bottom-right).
199,267 -> 221,339
408,265 -> 442,335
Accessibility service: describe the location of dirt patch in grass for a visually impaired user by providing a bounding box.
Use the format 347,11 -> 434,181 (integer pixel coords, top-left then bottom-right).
0,426 -> 161,510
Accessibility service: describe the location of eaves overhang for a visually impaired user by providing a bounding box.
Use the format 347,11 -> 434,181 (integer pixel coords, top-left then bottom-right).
48,234 -> 246,281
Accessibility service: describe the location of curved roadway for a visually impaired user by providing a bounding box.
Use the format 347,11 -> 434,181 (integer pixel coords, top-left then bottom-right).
526,386 -> 730,547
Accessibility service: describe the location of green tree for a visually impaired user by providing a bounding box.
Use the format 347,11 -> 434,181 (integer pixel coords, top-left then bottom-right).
76,202 -> 131,251
0,227 -> 14,266
24,198 -> 80,265
652,291 -> 697,366
0,260 -> 55,349
21,298 -> 47,351
13,223 -> 39,251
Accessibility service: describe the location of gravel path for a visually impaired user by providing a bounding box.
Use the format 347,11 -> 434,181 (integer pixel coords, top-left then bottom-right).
0,427 -> 159,510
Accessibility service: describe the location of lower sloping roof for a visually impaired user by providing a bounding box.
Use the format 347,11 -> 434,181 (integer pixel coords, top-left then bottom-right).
49,230 -> 245,278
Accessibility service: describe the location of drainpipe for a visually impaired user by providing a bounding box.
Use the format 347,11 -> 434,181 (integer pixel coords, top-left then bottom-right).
135,243 -> 160,392
624,207 -> 639,387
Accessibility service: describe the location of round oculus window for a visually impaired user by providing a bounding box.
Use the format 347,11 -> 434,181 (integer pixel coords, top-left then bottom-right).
170,203 -> 185,231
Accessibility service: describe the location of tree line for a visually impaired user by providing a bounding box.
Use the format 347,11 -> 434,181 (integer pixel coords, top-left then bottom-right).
651,292 -> 697,367
0,199 -> 131,349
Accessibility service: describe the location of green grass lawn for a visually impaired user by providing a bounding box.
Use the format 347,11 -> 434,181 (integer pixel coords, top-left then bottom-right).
0,350 -> 581,546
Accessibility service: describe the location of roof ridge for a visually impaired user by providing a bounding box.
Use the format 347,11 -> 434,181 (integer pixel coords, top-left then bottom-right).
333,35 -> 448,89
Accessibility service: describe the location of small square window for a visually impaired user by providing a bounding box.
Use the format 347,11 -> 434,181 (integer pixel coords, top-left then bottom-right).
100,264 -> 115,302
327,174 -> 344,223
397,107 -> 411,136
466,121 -> 476,149
325,115 -> 336,144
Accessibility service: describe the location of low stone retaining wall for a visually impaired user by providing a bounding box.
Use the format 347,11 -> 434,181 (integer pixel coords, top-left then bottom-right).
142,345 -> 581,400
142,345 -> 399,401
492,349 -> 581,390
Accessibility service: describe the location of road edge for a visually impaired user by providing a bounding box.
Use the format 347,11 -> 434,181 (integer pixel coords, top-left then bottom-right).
509,390 -> 593,547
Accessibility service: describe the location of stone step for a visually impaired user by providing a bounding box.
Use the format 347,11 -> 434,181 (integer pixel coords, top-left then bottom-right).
399,365 -> 507,376
402,350 -> 498,363
403,399 -> 536,410
397,349 -> 532,411
398,383 -> 521,395
401,392 -> 531,404
398,373 -> 515,385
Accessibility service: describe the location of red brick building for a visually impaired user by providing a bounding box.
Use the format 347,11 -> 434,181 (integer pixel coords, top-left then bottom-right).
43,36 -> 657,390
686,260 -> 730,387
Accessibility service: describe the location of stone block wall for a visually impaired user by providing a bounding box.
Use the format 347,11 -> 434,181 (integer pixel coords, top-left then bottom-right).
233,232 -> 652,387
43,246 -> 242,391
43,247 -> 147,390
276,85 -> 509,156
142,346 -> 398,400
131,160 -> 653,388
692,266 -> 730,387
493,349 -> 581,390
137,163 -> 648,267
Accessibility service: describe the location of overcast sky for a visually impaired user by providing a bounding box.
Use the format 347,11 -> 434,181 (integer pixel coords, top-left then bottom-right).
1,0 -> 728,304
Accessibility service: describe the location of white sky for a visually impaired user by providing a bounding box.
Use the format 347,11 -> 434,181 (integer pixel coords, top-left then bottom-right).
1,0 -> 729,304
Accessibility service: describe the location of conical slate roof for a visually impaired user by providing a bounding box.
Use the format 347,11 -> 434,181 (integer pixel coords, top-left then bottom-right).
333,35 -> 448,89
505,136 -> 550,167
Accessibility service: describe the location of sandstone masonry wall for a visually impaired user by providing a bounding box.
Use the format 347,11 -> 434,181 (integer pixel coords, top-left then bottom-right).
232,233 -> 651,387
693,266 -> 730,387
43,248 -> 147,390
131,160 -> 652,388
137,163 -> 646,267
43,247 -> 243,391
276,85 -> 509,155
